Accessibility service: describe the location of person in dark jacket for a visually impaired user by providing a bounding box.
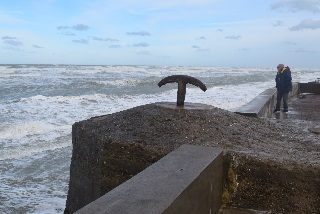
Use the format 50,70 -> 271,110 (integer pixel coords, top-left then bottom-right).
274,64 -> 292,113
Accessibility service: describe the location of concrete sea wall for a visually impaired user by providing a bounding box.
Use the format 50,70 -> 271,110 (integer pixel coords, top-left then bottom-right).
64,82 -> 320,214
235,83 -> 299,118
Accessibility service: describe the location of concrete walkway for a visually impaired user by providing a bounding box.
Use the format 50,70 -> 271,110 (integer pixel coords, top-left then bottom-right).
277,94 -> 320,122
269,93 -> 320,136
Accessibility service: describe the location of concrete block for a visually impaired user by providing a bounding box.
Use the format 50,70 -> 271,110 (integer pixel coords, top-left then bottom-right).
75,144 -> 223,214
235,83 -> 299,118
65,120 -> 169,214
300,82 -> 320,94
235,88 -> 277,118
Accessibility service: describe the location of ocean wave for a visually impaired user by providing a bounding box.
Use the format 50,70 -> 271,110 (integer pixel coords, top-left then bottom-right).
0,121 -> 57,140
0,73 -> 42,78
0,139 -> 70,161
98,79 -> 143,87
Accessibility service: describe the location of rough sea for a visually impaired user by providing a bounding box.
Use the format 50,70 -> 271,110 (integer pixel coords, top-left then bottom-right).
1,64 -> 319,213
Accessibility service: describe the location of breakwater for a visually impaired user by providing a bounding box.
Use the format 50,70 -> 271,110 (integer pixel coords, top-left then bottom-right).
64,82 -> 320,213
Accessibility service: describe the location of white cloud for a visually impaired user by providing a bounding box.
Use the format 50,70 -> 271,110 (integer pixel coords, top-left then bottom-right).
225,35 -> 241,40
72,39 -> 89,44
292,47 -> 317,53
283,41 -> 297,45
57,24 -> 90,31
137,50 -> 152,55
271,0 -> 320,13
59,32 -> 76,36
126,31 -> 151,36
198,36 -> 206,40
289,19 -> 320,30
109,45 -> 121,48
272,20 -> 283,27
133,42 -> 149,47
72,24 -> 90,31
91,37 -> 119,42
32,44 -> 43,48
2,36 -> 22,46
2,36 -> 17,40
4,40 -> 22,46
196,48 -> 210,52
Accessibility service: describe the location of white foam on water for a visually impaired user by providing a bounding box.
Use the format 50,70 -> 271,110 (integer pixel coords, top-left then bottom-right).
0,139 -> 70,161
182,80 -> 275,110
1,148 -> 70,214
98,78 -> 143,87
0,73 -> 42,78
28,197 -> 66,214
0,121 -> 56,140
292,68 -> 320,83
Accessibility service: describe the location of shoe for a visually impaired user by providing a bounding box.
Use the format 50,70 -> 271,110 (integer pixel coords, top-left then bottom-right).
273,109 -> 280,113
283,109 -> 288,112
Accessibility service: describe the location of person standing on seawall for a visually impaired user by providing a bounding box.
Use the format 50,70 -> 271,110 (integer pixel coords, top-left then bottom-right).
274,64 -> 292,113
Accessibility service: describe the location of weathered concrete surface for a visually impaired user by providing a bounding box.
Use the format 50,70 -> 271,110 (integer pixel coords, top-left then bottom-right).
222,153 -> 320,213
75,145 -> 223,214
235,83 -> 299,118
65,100 -> 320,214
65,126 -> 169,213
286,93 -> 320,121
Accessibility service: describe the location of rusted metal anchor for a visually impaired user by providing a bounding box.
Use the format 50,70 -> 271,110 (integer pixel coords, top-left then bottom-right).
158,75 -> 207,106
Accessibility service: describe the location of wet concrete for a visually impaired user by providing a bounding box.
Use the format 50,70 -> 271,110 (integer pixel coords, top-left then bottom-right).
269,94 -> 320,139
277,93 -> 320,122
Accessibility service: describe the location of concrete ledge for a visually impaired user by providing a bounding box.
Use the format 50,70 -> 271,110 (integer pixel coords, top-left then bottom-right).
235,88 -> 277,118
235,83 -> 299,118
75,144 -> 223,214
300,82 -> 320,94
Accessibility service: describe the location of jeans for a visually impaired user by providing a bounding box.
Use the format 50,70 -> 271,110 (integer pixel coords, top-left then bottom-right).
276,91 -> 288,111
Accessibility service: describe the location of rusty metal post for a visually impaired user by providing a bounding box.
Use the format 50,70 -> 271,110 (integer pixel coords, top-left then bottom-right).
177,80 -> 186,106
158,75 -> 207,107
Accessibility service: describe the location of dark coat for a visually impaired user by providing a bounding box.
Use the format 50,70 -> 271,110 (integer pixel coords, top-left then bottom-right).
275,66 -> 292,93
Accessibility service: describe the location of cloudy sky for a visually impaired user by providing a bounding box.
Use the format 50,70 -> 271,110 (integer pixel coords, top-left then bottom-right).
1,0 -> 320,67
